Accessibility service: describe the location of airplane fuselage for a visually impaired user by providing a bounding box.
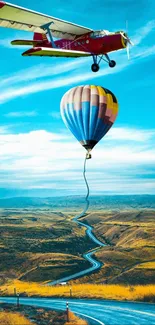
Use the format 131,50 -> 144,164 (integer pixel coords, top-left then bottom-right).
0,2 -> 132,72
56,33 -> 126,55
35,32 -> 126,55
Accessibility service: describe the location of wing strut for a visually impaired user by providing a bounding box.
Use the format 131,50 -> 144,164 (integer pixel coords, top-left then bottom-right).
41,22 -> 56,48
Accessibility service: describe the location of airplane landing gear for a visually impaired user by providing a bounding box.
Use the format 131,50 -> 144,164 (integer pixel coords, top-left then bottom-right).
109,60 -> 116,68
91,53 -> 116,72
91,63 -> 99,72
104,54 -> 116,68
91,55 -> 100,73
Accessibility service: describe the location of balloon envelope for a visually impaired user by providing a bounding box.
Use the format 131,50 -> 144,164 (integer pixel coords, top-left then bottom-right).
60,85 -> 118,151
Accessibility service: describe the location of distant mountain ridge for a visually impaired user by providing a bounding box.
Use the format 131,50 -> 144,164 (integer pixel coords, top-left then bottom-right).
0,195 -> 155,209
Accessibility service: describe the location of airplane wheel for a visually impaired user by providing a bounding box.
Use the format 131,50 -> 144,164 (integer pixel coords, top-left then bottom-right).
109,60 -> 116,68
91,63 -> 99,72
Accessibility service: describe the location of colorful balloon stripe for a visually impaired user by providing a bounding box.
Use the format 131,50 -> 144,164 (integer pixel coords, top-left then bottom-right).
60,85 -> 118,151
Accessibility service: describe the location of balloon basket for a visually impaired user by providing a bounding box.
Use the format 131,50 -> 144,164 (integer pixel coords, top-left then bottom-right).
86,152 -> 92,159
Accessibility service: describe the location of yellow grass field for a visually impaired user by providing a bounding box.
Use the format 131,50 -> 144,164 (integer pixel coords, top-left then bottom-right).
136,262 -> 155,269
65,311 -> 88,325
0,280 -> 155,302
0,311 -> 34,325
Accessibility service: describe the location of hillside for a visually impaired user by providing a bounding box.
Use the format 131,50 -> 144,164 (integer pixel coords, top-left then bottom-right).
0,194 -> 155,209
74,209 -> 155,284
0,209 -> 95,284
0,196 -> 155,285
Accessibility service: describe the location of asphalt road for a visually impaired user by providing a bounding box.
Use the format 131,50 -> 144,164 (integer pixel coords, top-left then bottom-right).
49,215 -> 105,285
0,297 -> 154,325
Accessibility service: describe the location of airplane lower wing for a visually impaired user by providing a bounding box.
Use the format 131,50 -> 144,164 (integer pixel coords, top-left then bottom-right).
22,47 -> 91,58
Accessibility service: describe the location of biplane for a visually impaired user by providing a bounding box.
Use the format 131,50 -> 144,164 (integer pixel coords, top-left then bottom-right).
0,1 -> 133,72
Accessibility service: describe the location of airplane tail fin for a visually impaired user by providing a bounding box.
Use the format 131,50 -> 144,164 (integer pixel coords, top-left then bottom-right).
33,33 -> 49,46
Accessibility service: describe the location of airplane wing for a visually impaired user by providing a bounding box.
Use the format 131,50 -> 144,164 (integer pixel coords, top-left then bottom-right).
11,40 -> 43,46
22,47 -> 91,58
0,1 -> 92,40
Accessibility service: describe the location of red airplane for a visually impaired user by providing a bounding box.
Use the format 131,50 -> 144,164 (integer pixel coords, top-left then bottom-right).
0,1 -> 133,72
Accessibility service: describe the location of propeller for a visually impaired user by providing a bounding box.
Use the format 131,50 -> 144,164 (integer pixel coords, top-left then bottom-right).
126,43 -> 130,60
120,21 -> 134,60
122,33 -> 134,46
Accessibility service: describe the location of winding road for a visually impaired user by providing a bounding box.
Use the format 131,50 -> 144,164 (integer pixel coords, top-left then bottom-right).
49,213 -> 105,285
1,202 -> 154,325
0,297 -> 154,325
48,156 -> 105,285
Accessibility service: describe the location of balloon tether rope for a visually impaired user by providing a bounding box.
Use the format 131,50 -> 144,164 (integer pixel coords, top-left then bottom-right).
74,153 -> 91,220
83,155 -> 90,215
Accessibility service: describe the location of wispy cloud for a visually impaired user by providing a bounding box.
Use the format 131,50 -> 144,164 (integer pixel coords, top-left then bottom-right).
0,58 -> 87,88
131,44 -> 155,60
0,126 -> 10,134
49,112 -> 61,119
133,20 -> 155,45
0,64 -> 120,104
0,20 -> 154,104
0,38 -> 15,49
0,40 -> 154,105
4,110 -> 37,118
0,49 -> 154,105
0,39 -> 29,49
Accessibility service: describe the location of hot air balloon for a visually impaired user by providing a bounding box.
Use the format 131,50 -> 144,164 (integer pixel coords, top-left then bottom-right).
60,85 -> 118,159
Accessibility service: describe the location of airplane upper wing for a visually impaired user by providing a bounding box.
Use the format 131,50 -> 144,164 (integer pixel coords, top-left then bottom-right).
22,47 -> 91,58
0,1 -> 92,39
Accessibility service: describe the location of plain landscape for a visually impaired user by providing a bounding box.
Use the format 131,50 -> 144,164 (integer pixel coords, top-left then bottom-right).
0,195 -> 155,302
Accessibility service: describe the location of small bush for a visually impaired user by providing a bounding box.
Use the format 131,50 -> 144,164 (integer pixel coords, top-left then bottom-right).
0,311 -> 34,325
65,311 -> 88,325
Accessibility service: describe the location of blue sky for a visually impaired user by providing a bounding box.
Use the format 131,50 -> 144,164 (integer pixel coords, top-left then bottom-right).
0,0 -> 155,198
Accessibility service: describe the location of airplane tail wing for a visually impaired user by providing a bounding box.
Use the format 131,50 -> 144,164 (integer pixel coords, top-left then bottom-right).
11,33 -> 50,47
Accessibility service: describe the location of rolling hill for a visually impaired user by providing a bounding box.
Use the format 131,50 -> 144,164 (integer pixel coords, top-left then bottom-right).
0,195 -> 154,285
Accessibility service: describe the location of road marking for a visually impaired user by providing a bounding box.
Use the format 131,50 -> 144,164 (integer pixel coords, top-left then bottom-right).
0,298 -> 154,323
66,301 -> 155,318
107,306 -> 155,318
74,311 -> 105,325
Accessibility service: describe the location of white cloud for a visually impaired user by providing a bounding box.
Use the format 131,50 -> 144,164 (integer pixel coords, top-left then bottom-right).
105,127 -> 155,142
4,110 -> 37,118
0,127 -> 154,194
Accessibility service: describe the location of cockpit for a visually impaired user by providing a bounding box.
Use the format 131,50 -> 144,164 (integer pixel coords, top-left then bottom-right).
89,30 -> 111,38
89,30 -> 127,40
